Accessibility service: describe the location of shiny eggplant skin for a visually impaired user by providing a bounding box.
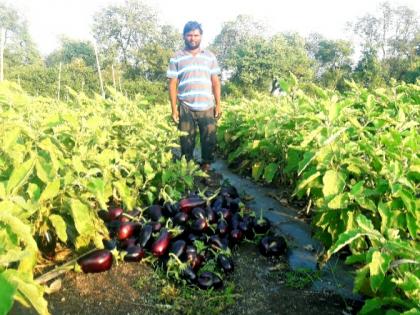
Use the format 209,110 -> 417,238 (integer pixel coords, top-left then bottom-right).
138,224 -> 153,248
179,198 -> 206,213
124,245 -> 145,262
77,249 -> 113,273
151,229 -> 171,257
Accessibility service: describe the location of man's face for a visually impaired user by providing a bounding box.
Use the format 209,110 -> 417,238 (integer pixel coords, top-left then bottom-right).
184,29 -> 201,50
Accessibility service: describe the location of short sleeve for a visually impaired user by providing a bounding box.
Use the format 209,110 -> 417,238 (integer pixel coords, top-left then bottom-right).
167,55 -> 178,78
209,54 -> 221,75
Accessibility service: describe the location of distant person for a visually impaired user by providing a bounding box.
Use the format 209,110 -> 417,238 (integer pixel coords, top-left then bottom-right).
167,21 -> 221,172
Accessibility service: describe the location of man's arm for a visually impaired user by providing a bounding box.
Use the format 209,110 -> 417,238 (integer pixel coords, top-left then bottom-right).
211,74 -> 221,118
169,78 -> 179,123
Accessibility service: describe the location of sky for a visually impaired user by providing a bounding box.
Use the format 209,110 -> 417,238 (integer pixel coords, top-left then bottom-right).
9,0 -> 420,56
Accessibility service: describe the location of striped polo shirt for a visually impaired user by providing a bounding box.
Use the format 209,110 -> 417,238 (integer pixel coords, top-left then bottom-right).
167,49 -> 221,111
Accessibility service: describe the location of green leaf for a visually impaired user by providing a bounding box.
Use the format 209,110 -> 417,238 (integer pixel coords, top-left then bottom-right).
0,272 -> 16,315
3,270 -> 49,315
252,162 -> 264,181
394,272 -> 420,301
369,251 -> 391,292
70,199 -> 94,235
327,228 -> 363,258
114,180 -> 135,210
355,196 -> 377,212
6,157 -> 35,196
86,178 -> 109,210
356,214 -> 375,233
143,161 -> 155,181
359,298 -> 384,314
322,170 -> 346,197
296,171 -> 321,191
328,193 -> 348,209
263,163 -> 277,183
38,179 -> 61,203
406,213 -> 417,240
49,214 -> 68,243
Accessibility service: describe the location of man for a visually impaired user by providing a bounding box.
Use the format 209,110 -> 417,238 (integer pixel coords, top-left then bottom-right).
167,21 -> 221,172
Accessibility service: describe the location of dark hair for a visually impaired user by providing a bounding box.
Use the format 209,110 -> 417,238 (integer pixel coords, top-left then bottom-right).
183,21 -> 203,35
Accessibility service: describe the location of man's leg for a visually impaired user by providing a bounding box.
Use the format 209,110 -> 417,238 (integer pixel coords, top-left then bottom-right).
197,107 -> 216,165
178,105 -> 196,161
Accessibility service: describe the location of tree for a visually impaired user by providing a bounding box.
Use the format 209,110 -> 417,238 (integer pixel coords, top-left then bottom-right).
306,33 -> 354,90
225,32 -> 314,93
211,15 -> 266,72
46,37 -> 96,67
349,1 -> 419,83
0,2 -> 41,81
92,0 -> 181,79
353,48 -> 385,87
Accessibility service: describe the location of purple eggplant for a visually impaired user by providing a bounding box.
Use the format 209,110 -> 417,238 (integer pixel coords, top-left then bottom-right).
191,218 -> 208,233
192,207 -> 206,220
230,229 -> 244,245
216,220 -> 230,236
108,207 -> 123,221
149,221 -> 162,232
77,249 -> 113,273
35,230 -> 57,259
118,237 -> 137,250
205,208 -> 217,224
220,208 -> 232,221
148,204 -> 162,221
239,220 -> 254,239
117,222 -> 140,241
259,236 -> 287,256
124,245 -> 145,262
98,210 -> 111,222
173,212 -> 189,226
169,240 -> 186,257
197,272 -> 213,289
218,254 -> 234,273
163,203 -> 177,217
138,224 -> 153,248
212,197 -> 223,210
254,217 -> 271,234
182,266 -> 197,283
151,229 -> 171,257
212,273 -> 224,289
220,185 -> 239,199
209,235 -> 227,251
179,198 -> 206,213
102,238 -> 117,250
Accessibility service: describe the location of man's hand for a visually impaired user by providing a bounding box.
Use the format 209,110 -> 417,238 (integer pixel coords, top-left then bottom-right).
214,106 -> 222,120
172,110 -> 179,124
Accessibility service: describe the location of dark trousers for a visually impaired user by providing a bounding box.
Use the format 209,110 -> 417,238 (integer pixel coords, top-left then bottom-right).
178,104 -> 216,164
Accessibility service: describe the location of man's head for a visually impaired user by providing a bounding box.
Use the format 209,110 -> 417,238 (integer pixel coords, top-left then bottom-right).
183,21 -> 202,50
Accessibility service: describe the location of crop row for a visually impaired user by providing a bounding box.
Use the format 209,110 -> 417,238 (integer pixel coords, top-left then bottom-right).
0,82 -> 200,314
217,78 -> 419,314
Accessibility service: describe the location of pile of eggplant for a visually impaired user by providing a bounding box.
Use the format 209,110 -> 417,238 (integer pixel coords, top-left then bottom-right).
77,185 -> 287,290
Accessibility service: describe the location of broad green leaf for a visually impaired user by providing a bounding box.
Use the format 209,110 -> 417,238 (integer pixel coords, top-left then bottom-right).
322,170 -> 346,197
327,228 -> 363,258
70,199 -> 94,235
356,214 -> 376,233
328,193 -> 348,209
359,298 -> 384,314
350,181 -> 365,196
3,270 -> 50,315
296,171 -> 321,191
252,162 -> 264,181
143,161 -> 155,181
394,272 -> 420,301
114,180 -> 135,210
369,251 -> 391,292
0,272 -> 16,315
49,214 -> 68,243
405,213 -> 417,240
263,163 -> 277,183
6,157 -> 35,196
35,157 -> 55,183
355,196 -> 377,212
0,213 -> 37,273
38,179 -> 61,203
354,265 -> 369,292
86,178 -> 108,210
